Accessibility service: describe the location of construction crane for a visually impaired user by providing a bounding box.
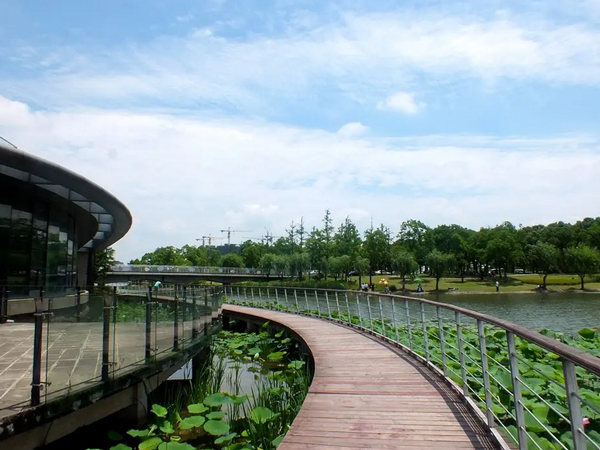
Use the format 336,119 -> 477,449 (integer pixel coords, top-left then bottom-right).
195,234 -> 225,246
220,227 -> 252,250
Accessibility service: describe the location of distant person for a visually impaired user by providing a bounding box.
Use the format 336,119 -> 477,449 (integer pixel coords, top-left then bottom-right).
416,283 -> 423,293
495,280 -> 499,292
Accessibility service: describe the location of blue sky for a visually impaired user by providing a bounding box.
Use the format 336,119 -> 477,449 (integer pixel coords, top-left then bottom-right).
1,0 -> 600,261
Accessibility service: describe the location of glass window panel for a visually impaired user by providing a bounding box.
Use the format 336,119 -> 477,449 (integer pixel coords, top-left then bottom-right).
67,239 -> 73,256
9,209 -> 32,250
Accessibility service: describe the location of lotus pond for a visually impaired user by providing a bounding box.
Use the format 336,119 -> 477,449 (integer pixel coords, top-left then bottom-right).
228,298 -> 600,450
86,321 -> 310,450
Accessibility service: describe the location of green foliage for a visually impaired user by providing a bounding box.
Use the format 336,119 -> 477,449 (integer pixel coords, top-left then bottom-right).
221,253 -> 244,268
564,244 -> 600,289
95,247 -> 116,286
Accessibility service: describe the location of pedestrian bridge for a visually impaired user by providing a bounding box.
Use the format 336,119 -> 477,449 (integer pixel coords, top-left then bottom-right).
2,284 -> 600,450
222,285 -> 600,450
106,264 -> 284,284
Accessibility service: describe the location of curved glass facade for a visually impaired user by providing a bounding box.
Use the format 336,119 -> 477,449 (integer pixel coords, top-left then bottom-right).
0,175 -> 79,297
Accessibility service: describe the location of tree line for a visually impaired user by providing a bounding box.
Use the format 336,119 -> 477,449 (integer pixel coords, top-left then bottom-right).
129,212 -> 600,290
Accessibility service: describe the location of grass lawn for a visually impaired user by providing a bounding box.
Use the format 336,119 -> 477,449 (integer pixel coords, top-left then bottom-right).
345,273 -> 600,294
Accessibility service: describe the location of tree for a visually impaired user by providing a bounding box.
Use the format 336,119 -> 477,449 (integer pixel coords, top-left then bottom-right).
355,256 -> 370,286
333,217 -> 362,263
306,227 -> 327,276
527,242 -> 559,287
139,246 -> 188,266
426,250 -> 454,291
564,245 -> 600,290
392,250 -> 418,290
241,240 -> 263,268
397,220 -> 430,270
363,226 -> 391,284
273,254 -> 290,278
221,253 -> 244,268
259,253 -> 276,278
95,247 -> 115,287
329,255 -> 352,281
181,245 -> 208,267
289,252 -> 310,281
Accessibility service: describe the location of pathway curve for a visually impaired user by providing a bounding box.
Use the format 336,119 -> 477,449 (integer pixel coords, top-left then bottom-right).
224,305 -> 499,450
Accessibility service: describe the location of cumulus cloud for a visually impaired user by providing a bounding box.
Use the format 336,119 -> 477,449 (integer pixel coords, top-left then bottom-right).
1,95 -> 599,261
337,122 -> 369,137
377,92 -> 425,114
3,10 -> 600,112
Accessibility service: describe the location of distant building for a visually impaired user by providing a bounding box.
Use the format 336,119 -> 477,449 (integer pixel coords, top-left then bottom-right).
0,140 -> 132,297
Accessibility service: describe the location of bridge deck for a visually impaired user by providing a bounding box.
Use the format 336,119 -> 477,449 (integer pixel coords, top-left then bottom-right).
224,305 -> 499,450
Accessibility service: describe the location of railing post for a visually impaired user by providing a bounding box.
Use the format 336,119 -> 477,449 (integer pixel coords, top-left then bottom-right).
275,288 -> 279,305
102,293 -> 111,381
244,287 -> 248,302
378,296 -> 385,337
507,331 -> 527,450
436,306 -> 447,376
146,287 -> 153,360
304,290 -> 310,313
477,319 -> 495,428
335,292 -> 341,320
420,302 -> 429,362
75,286 -> 81,323
455,312 -> 468,398
563,358 -> 586,450
405,299 -> 413,350
258,287 -> 262,304
325,291 -> 332,319
251,287 -> 255,302
284,289 -> 290,309
192,286 -> 198,338
315,291 -> 320,315
31,292 -> 44,406
366,294 -> 373,331
237,286 -> 240,300
391,298 -> 399,343
355,293 -> 362,328
173,288 -> 180,351
267,288 -> 271,302
293,289 -> 300,311
0,286 -> 7,324
344,292 -> 351,324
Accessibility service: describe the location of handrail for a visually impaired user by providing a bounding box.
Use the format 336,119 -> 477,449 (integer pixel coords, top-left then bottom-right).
110,264 -> 272,275
216,284 -> 600,450
241,286 -> 600,376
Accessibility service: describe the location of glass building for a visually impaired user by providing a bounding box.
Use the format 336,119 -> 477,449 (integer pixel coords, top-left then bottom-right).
0,140 -> 132,297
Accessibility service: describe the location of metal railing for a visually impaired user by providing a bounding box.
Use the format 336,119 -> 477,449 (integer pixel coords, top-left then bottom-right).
0,285 -> 223,431
223,285 -> 600,450
111,264 -> 271,276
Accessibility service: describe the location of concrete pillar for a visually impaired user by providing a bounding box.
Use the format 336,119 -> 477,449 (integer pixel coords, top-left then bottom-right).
114,381 -> 148,428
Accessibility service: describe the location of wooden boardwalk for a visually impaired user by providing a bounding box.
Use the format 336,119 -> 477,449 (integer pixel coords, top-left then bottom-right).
224,305 -> 499,450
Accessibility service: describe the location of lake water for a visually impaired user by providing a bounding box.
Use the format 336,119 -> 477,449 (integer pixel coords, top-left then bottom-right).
425,292 -> 600,335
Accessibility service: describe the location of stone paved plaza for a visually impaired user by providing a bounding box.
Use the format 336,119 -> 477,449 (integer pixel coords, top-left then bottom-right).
0,318 -> 208,420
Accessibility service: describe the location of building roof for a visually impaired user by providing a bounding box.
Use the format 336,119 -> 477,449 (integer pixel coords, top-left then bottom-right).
0,140 -> 132,251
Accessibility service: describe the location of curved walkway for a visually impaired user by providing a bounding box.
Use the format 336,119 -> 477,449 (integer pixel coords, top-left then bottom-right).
224,305 -> 499,450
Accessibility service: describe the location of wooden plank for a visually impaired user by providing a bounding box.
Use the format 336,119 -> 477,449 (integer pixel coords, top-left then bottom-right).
223,305 -> 499,450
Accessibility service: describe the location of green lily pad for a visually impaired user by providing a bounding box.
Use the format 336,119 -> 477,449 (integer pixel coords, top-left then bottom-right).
157,443 -> 195,450
579,328 -> 596,339
204,420 -> 230,436
187,403 -> 208,414
214,432 -> 237,444
250,406 -> 277,424
203,393 -> 232,407
206,411 -> 225,420
138,437 -> 163,450
109,445 -> 132,450
288,361 -> 305,370
160,421 -> 174,434
267,351 -> 286,360
127,429 -> 155,438
151,404 -> 168,418
272,434 -> 285,447
108,431 -> 124,441
179,415 -> 206,430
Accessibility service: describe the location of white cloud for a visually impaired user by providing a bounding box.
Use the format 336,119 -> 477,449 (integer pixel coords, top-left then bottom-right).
4,10 -> 600,111
377,92 -> 425,114
176,14 -> 194,23
1,96 -> 599,262
337,122 -> 369,137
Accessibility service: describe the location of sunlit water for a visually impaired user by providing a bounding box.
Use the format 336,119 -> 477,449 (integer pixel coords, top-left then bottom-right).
424,292 -> 600,334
